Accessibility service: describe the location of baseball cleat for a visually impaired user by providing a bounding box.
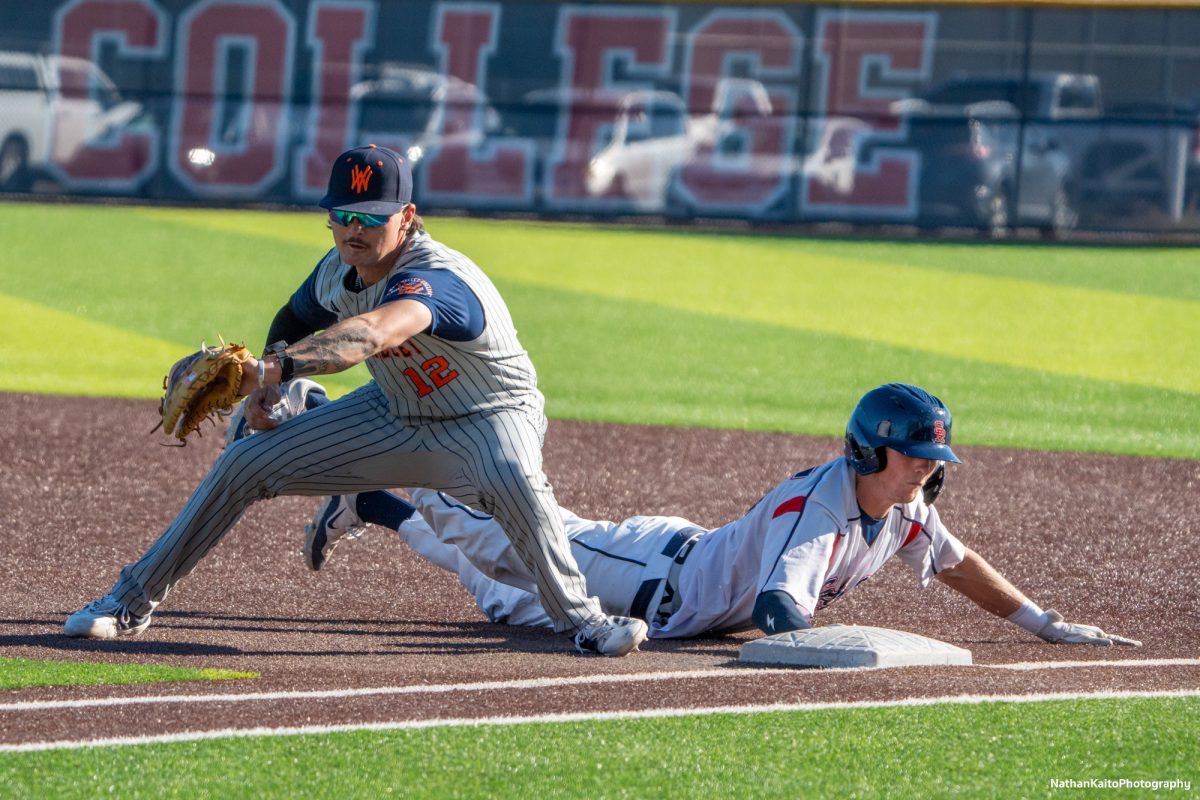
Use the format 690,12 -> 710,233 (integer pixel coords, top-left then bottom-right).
64,594 -> 151,639
304,494 -> 366,571
574,614 -> 649,657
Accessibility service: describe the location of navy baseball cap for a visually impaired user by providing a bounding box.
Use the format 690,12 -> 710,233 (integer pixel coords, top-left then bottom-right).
319,144 -> 412,214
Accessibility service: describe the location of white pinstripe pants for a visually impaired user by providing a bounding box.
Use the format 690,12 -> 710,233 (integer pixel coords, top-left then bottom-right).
110,383 -> 601,632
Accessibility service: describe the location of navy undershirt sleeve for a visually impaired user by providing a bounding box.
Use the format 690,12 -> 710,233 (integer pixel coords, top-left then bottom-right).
379,269 -> 485,342
288,263 -> 340,332
265,303 -> 320,349
752,590 -> 811,635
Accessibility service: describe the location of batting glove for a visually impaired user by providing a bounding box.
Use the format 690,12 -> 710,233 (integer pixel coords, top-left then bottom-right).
1035,609 -> 1142,647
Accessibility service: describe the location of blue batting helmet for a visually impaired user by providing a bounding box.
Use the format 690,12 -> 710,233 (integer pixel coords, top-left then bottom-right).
844,383 -> 961,476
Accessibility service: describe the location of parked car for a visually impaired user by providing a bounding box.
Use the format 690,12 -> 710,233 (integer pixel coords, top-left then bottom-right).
890,97 -> 1075,233
1107,98 -> 1200,216
584,78 -> 791,213
912,71 -> 1194,225
0,50 -> 143,190
798,115 -> 871,197
584,89 -> 690,209
918,71 -> 1102,122
901,72 -> 1104,233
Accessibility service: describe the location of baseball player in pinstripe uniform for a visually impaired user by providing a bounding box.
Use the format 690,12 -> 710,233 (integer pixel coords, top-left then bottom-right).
65,144 -> 647,656
307,384 -> 1141,647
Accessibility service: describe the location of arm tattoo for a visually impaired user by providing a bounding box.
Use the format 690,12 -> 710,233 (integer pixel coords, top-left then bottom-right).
286,318 -> 380,377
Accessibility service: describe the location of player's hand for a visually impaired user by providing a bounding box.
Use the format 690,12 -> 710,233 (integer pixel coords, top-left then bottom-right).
1035,609 -> 1142,647
243,385 -> 286,431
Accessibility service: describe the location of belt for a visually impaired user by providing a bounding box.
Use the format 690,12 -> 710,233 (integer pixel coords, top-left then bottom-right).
629,528 -> 702,623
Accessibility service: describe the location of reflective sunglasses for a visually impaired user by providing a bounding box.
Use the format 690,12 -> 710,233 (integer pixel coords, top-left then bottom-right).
329,209 -> 392,228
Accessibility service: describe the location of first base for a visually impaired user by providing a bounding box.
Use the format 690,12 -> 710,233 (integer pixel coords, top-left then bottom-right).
738,624 -> 973,669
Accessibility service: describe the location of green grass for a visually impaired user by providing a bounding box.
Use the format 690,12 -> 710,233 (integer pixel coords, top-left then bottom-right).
1,202 -> 1196,790
0,657 -> 255,690
2,697 -> 1196,798
3,202 -> 1194,455
511,282 -> 1198,456
0,204 -> 372,398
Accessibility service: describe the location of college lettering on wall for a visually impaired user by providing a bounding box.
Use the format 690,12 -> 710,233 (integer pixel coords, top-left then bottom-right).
46,0 -> 938,220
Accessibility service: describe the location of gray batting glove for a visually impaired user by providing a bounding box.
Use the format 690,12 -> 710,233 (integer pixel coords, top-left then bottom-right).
1036,609 -> 1142,647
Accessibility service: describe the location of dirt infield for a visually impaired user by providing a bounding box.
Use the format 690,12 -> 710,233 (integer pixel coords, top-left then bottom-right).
1,392 -> 1197,746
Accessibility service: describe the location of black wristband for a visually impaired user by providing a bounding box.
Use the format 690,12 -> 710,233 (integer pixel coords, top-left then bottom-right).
264,342 -> 295,384
278,353 -> 295,383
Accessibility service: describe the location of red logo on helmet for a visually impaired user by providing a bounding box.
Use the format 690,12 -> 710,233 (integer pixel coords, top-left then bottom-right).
932,420 -> 946,444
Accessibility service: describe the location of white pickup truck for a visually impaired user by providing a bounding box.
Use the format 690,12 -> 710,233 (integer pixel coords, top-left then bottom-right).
0,50 -> 143,190
583,78 -> 783,212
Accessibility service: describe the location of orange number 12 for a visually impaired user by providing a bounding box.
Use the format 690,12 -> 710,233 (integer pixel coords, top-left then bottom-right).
403,356 -> 460,397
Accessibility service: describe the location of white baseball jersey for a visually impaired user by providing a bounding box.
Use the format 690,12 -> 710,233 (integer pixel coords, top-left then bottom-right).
108,229 -> 602,633
398,457 -> 966,638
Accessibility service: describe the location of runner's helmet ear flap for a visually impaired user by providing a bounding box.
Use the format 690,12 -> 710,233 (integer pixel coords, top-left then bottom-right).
921,462 -> 947,505
843,383 -> 961,477
843,431 -> 886,475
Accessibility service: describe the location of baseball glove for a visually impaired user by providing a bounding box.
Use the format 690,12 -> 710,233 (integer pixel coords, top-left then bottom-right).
154,340 -> 254,445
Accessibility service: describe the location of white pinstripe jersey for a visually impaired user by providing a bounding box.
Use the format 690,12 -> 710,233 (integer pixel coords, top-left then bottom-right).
300,231 -> 543,422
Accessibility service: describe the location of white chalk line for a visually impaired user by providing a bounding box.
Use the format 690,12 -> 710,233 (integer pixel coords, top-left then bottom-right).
1,667 -> 783,712
985,657 -> 1199,672
2,658 -> 1196,713
2,688 -> 1198,753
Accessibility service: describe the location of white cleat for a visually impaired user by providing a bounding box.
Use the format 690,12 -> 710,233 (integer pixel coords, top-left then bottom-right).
574,614 -> 649,657
64,595 -> 151,639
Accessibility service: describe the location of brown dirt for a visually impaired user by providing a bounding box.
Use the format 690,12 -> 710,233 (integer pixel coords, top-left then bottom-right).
1,392 -> 1197,745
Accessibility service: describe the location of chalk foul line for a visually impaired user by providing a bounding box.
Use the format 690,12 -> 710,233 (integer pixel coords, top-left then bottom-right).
1,658 -> 1196,713
2,688 -> 1198,753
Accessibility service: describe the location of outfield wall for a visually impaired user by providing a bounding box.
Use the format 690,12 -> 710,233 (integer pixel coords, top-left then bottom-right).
3,1 -> 1199,235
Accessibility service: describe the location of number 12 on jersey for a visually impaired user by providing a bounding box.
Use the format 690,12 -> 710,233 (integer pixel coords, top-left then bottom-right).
403,356 -> 460,397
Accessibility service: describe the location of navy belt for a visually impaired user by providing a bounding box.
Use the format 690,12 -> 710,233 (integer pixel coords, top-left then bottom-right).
629,528 -> 702,623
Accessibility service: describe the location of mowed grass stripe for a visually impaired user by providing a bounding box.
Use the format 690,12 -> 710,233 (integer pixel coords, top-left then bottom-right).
1,202 -> 1196,457
511,282 -> 1200,457
761,235 -> 1200,303
4,279 -> 1193,455
0,658 -> 255,691
6,204 -> 1195,392
472,228 -> 1197,394
0,206 -> 317,346
1,696 -> 1195,798
0,292 -> 370,399
129,205 -> 332,249
124,208 -> 1200,304
0,292 -> 189,396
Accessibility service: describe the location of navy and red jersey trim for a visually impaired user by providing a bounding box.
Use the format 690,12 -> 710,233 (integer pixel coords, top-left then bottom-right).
899,516 -> 927,549
772,496 -> 806,519
760,496 -> 811,593
380,268 -> 485,342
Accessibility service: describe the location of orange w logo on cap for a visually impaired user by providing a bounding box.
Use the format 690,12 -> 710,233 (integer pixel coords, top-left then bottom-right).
349,164 -> 373,193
